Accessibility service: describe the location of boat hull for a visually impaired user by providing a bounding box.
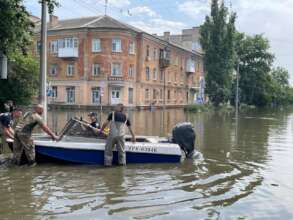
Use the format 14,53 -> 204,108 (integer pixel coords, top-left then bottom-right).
34,139 -> 182,165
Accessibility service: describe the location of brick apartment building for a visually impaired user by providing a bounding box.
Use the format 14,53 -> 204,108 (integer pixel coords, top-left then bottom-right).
34,15 -> 205,108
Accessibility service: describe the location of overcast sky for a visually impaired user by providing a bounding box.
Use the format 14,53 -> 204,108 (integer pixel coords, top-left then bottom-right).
25,0 -> 293,83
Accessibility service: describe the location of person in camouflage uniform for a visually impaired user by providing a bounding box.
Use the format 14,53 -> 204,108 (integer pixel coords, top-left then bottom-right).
13,105 -> 58,165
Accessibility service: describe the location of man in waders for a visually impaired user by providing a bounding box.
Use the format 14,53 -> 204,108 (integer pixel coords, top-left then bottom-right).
100,103 -> 135,166
13,104 -> 59,165
0,108 -> 22,153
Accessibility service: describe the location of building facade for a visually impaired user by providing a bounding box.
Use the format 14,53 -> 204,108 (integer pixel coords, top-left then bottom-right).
34,15 -> 204,108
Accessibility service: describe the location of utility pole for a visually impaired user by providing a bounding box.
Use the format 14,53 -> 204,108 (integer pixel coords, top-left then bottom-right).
39,0 -> 48,123
235,61 -> 240,117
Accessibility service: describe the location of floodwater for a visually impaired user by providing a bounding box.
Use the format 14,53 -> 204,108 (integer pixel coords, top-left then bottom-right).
1,108 -> 293,219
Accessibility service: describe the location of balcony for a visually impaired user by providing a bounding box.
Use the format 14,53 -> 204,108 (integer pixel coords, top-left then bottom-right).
186,58 -> 195,73
159,48 -> 171,69
108,75 -> 125,87
58,47 -> 78,58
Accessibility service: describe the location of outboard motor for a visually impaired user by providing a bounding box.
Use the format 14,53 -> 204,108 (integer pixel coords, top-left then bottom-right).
172,122 -> 196,158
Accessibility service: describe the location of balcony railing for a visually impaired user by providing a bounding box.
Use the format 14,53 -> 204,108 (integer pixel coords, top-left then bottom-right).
108,75 -> 124,81
58,48 -> 78,58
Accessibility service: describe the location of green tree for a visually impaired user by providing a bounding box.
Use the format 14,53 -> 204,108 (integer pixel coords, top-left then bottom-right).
236,34 -> 275,106
200,0 -> 236,106
0,0 -> 59,55
0,52 -> 39,111
270,67 -> 290,105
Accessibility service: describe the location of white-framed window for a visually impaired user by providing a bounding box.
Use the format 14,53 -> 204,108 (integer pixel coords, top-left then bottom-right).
92,64 -> 101,76
50,40 -> 58,53
111,62 -> 122,76
146,66 -> 150,81
50,64 -> 57,76
128,64 -> 134,77
153,68 -> 157,80
66,87 -> 75,103
52,86 -> 58,98
129,41 -> 135,54
92,87 -> 100,104
112,38 -> 122,52
92,38 -> 101,52
59,38 -> 78,48
67,64 -> 74,76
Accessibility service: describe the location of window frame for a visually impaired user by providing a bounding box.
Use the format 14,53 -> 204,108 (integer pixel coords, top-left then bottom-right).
112,38 -> 122,53
92,38 -> 101,52
111,62 -> 122,76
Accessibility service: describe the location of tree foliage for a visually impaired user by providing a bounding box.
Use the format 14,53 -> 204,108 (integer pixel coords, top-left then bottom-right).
0,0 -> 59,55
0,52 -> 39,111
200,0 -> 236,106
236,34 -> 275,106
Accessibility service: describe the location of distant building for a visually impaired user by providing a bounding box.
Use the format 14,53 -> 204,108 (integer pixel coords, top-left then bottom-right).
161,27 -> 205,104
33,15 -> 204,108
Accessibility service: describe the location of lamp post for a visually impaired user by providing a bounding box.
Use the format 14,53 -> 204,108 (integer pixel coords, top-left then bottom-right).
39,0 -> 48,123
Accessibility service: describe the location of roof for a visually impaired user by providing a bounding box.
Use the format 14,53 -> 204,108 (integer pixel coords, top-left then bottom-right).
47,15 -> 142,33
35,15 -> 202,55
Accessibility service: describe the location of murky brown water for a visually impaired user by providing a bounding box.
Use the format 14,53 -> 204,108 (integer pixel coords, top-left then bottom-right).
1,108 -> 293,219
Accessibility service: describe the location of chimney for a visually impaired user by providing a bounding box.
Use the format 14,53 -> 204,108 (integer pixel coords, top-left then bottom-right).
49,15 -> 58,27
163,31 -> 170,41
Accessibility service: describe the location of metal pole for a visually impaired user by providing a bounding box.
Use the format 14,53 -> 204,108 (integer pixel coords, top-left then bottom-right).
39,0 -> 47,123
235,61 -> 240,117
100,92 -> 102,124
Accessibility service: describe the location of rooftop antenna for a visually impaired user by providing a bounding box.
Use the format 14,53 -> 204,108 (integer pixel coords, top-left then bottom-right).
104,0 -> 108,15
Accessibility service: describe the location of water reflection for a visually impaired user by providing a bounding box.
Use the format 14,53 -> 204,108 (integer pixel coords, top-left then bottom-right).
1,109 -> 293,219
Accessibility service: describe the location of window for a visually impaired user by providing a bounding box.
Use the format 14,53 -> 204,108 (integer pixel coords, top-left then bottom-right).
66,87 -> 75,103
153,48 -> 157,60
112,38 -> 122,52
128,88 -> 133,104
128,64 -> 134,77
153,68 -> 157,80
129,41 -> 135,54
167,90 -> 171,100
67,64 -> 74,76
160,89 -> 163,99
146,67 -> 150,81
145,88 -> 149,100
153,89 -> 156,100
112,63 -> 122,76
92,64 -> 101,76
92,39 -> 101,52
50,40 -> 58,53
146,45 -> 150,58
50,64 -> 57,76
36,41 -> 41,55
160,70 -> 164,81
52,86 -> 58,98
92,87 -> 100,104
62,38 -> 78,48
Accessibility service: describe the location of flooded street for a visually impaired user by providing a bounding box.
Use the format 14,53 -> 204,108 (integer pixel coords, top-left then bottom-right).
1,108 -> 293,219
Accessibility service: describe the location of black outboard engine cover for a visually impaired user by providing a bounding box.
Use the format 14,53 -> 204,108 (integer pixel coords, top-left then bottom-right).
172,122 -> 196,158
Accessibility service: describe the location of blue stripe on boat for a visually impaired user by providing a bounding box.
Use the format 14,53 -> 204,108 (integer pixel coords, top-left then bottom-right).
35,145 -> 181,165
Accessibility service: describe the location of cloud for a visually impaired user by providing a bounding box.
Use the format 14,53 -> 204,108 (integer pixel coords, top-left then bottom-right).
178,0 -> 210,19
129,18 -> 187,35
129,6 -> 158,18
